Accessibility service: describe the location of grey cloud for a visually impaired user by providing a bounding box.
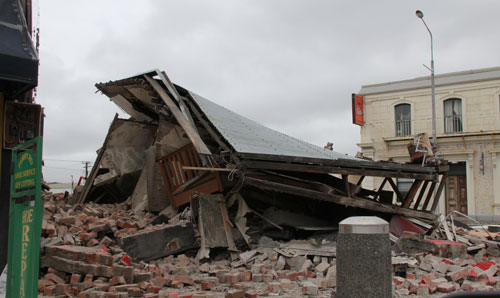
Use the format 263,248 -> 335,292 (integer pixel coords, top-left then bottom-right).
36,0 -> 500,181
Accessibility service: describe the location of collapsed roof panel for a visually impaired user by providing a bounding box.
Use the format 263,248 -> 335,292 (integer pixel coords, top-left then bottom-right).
87,69 -> 448,221
189,91 -> 356,161
96,78 -> 159,122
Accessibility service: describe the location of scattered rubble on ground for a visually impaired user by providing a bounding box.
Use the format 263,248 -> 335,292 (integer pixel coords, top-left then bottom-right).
39,191 -> 500,298
39,193 -> 340,297
391,214 -> 500,297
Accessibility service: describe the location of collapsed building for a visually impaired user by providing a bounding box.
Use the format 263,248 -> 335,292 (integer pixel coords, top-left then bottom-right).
73,69 -> 448,261
37,70 -> 500,297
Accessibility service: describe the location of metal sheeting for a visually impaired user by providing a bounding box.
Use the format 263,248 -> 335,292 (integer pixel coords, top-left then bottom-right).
189,91 -> 356,161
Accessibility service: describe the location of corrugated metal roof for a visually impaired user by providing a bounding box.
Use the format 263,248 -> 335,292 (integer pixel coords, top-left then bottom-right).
189,91 -> 356,161
359,66 -> 500,95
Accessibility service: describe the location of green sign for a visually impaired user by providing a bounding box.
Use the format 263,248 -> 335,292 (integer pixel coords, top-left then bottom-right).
7,137 -> 43,298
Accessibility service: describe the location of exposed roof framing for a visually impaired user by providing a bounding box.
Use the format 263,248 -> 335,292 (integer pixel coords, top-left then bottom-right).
92,69 -> 448,220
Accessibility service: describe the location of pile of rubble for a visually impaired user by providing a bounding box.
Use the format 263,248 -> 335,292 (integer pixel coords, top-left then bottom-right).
393,231 -> 500,296
39,192 -> 339,298
38,190 -> 500,298
391,213 -> 500,297
393,245 -> 500,296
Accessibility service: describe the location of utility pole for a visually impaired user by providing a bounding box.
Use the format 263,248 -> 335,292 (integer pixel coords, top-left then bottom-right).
83,161 -> 90,179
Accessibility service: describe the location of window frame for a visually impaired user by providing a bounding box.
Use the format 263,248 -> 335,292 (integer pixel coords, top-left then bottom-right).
394,103 -> 412,137
443,98 -> 463,134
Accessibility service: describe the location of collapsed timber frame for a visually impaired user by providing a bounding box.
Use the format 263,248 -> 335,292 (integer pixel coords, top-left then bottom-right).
78,69 -> 448,222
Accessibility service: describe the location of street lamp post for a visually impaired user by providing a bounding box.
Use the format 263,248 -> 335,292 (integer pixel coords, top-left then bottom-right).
416,10 -> 437,154
416,10 -> 440,215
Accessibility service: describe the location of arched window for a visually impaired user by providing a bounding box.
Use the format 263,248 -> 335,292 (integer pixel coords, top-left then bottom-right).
395,104 -> 411,136
444,98 -> 462,133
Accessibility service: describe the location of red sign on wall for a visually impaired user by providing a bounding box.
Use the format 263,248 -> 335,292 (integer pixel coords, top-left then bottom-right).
352,93 -> 364,126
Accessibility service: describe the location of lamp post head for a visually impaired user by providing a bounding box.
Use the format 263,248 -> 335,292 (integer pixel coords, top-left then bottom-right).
416,10 -> 424,19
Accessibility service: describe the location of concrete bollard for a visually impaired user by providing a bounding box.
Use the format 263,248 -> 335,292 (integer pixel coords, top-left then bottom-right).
337,216 -> 392,298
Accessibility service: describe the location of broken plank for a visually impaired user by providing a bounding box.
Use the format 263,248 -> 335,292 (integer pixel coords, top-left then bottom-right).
241,160 -> 436,181
145,75 -> 211,155
145,145 -> 170,212
402,180 -> 423,208
219,196 -> 237,252
120,222 -> 196,262
192,194 -> 231,249
431,173 -> 447,212
158,70 -> 199,130
244,177 -> 436,220
406,217 -> 433,229
387,178 -> 404,203
421,181 -> 436,211
185,96 -> 240,165
439,214 -> 453,241
238,152 -> 438,174
170,172 -> 223,208
342,175 -> 351,197
462,234 -> 500,249
182,166 -> 235,172
78,113 -> 119,204
413,180 -> 429,210
467,244 -> 486,251
375,177 -> 389,200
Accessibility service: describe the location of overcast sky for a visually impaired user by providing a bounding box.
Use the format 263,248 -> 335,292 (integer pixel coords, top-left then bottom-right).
35,1 -> 500,183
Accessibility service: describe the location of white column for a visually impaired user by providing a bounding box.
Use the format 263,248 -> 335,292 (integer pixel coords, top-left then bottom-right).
466,153 -> 476,216
492,151 -> 500,215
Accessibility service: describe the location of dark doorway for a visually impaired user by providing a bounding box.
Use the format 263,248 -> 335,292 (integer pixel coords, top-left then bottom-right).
445,162 -> 467,214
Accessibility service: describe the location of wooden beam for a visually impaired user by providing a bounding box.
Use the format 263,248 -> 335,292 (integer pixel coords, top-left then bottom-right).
157,70 -> 181,102
77,113 -> 119,204
241,160 -> 436,181
387,178 -> 404,203
145,75 -> 211,155
402,180 -> 423,209
342,175 -> 351,197
375,177 -> 389,200
422,181 -> 436,211
244,177 -> 436,220
431,174 -> 447,212
413,180 -> 429,210
184,96 -> 241,165
157,71 -> 197,128
182,166 -> 235,172
238,152 -> 440,174
356,176 -> 365,186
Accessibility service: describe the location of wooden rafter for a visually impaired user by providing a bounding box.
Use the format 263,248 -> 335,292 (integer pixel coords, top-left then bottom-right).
244,177 -> 436,220
387,178 -> 405,203
413,180 -> 429,210
422,181 -> 437,211
431,173 -> 448,212
241,160 -> 437,180
402,180 -> 423,209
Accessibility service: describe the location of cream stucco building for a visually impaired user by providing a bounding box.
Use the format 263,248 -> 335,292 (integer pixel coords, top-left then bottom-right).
357,67 -> 500,219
